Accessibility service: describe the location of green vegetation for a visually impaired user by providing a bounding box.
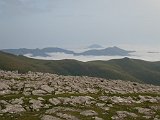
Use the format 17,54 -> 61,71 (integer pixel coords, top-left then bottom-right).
0,51 -> 160,85
0,92 -> 160,120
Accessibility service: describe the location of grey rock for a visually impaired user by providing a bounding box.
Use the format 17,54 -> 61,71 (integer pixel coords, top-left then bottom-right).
94,117 -> 103,120
111,96 -> 134,104
29,99 -> 43,111
112,111 -> 137,120
0,100 -> 9,105
41,115 -> 62,120
96,103 -> 106,107
11,98 -> 24,105
80,110 -> 98,116
56,113 -> 79,120
139,95 -> 158,103
0,83 -> 10,90
154,118 -> 160,120
41,85 -> 54,93
32,90 -> 47,96
46,107 -> 80,114
49,98 -> 61,105
0,90 -> 12,95
2,104 -> 25,113
135,107 -> 155,115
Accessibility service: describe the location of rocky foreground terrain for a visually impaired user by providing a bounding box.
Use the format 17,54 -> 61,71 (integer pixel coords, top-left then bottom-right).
0,71 -> 160,120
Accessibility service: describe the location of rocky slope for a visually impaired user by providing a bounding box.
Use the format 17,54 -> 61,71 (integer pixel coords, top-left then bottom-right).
0,70 -> 160,120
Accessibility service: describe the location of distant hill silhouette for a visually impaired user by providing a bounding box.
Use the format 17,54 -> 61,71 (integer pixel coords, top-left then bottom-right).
1,46 -> 135,57
2,47 -> 75,57
76,46 -> 135,56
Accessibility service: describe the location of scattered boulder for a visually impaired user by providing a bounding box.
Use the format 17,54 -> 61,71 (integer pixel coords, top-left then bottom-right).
11,98 -> 24,105
94,117 -> 103,120
41,115 -> 62,120
32,90 -> 47,96
112,111 -> 138,120
29,99 -> 44,111
40,85 -> 54,93
1,104 -> 25,113
56,113 -> 79,120
135,107 -> 155,115
49,98 -> 61,105
0,83 -> 10,90
80,110 -> 98,116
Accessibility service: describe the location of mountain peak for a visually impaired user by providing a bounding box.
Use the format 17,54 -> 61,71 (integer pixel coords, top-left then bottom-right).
108,46 -> 122,49
87,44 -> 103,49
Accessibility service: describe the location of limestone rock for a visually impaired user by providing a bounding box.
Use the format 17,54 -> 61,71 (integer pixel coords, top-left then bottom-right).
2,104 -> 25,113
29,99 -> 43,111
56,113 -> 79,120
49,98 -> 61,105
135,107 -> 155,115
41,85 -> 54,93
0,83 -> 10,90
32,90 -> 47,96
80,110 -> 98,116
41,115 -> 62,120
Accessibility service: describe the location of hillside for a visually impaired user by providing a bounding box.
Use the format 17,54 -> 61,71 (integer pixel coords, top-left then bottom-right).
0,51 -> 160,85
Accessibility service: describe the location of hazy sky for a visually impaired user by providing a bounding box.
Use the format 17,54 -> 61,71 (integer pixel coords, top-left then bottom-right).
0,0 -> 160,50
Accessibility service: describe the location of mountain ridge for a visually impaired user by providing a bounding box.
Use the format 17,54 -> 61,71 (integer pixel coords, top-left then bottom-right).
76,46 -> 135,56
1,46 -> 135,57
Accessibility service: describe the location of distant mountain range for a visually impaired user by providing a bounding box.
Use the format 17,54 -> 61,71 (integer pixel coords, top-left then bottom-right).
1,47 -> 74,57
0,51 -> 160,85
76,46 -> 134,56
1,46 -> 135,57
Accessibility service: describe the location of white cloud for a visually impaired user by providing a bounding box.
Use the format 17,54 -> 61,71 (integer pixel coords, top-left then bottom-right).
25,50 -> 160,62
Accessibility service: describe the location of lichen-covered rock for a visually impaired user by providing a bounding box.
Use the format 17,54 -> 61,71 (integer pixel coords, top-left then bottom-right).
70,96 -> 95,105
40,85 -> 54,93
49,98 -> 61,105
0,83 -> 10,90
1,104 -> 25,113
56,113 -> 79,120
11,98 -> 24,105
32,90 -> 47,96
135,107 -> 155,115
80,110 -> 98,116
29,99 -> 44,111
112,111 -> 138,120
41,115 -> 62,120
94,117 -> 103,120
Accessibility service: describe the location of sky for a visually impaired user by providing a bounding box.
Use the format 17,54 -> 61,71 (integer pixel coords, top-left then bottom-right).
0,0 -> 160,51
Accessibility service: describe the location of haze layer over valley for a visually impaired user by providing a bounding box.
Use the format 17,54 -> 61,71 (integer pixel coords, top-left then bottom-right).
3,45 -> 159,62
26,48 -> 160,62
